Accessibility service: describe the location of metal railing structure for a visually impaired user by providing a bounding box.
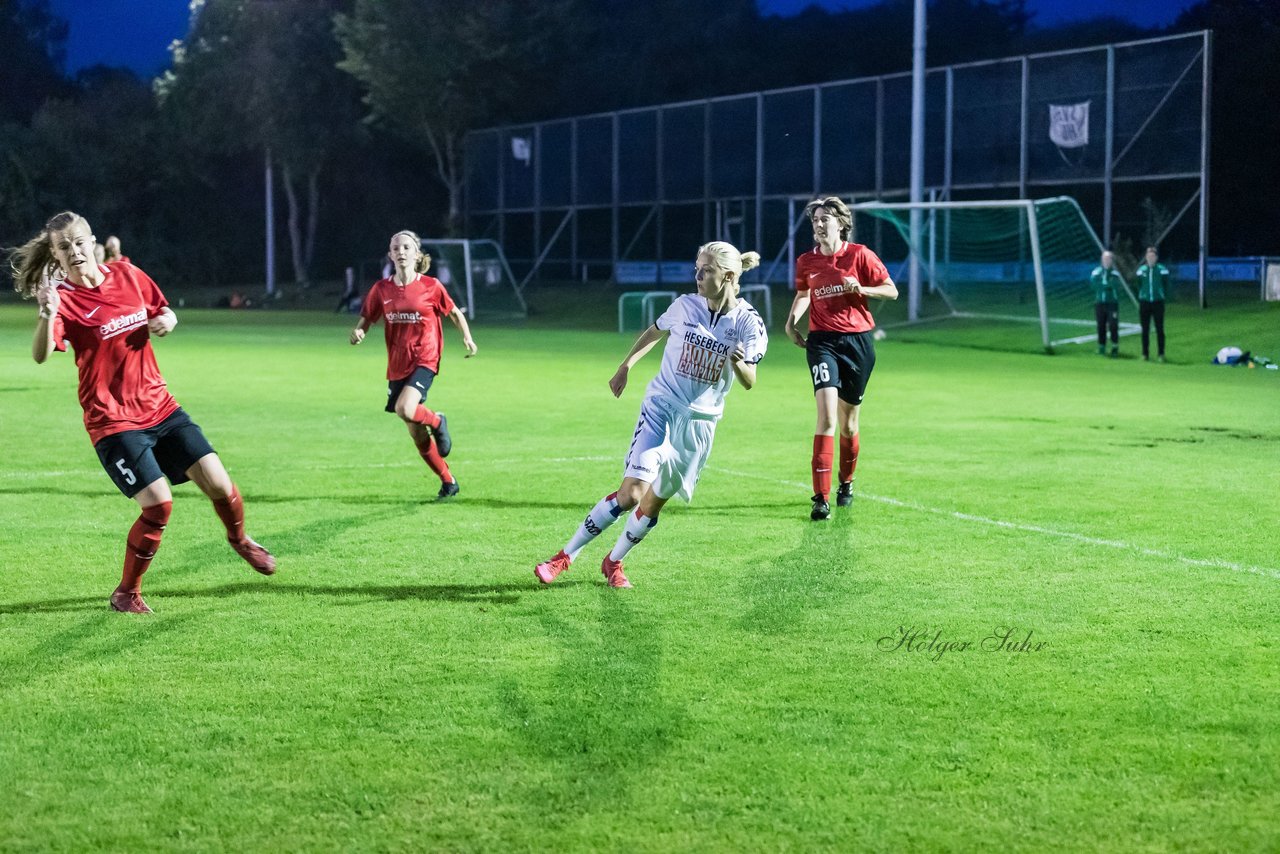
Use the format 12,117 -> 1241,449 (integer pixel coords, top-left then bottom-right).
465,31 -> 1210,310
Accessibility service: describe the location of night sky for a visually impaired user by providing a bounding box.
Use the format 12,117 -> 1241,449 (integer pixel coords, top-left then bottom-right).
51,0 -> 1193,77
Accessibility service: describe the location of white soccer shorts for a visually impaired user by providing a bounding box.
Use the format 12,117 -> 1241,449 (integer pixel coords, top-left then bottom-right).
622,395 -> 717,502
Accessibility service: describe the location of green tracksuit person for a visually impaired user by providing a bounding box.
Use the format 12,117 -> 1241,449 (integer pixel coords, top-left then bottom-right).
1134,246 -> 1171,361
1090,250 -> 1125,356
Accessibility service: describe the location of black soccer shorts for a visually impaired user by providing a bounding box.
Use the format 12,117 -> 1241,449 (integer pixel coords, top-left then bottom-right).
385,365 -> 437,412
94,408 -> 216,498
806,329 -> 877,405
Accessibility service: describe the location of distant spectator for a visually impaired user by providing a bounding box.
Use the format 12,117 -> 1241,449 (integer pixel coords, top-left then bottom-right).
1134,246 -> 1171,362
1090,250 -> 1125,357
103,235 -> 130,265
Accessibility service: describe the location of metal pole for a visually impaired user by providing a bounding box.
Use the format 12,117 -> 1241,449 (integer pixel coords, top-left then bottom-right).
264,148 -> 275,296
462,240 -> 475,320
611,114 -> 619,277
756,93 -> 765,260
655,108 -> 664,285
788,197 -> 796,291
1019,56 -> 1029,200
570,119 -> 579,277
1025,201 -> 1051,351
812,86 -> 822,194
533,124 -> 542,283
1199,30 -> 1211,308
908,0 -> 926,322
1104,46 -> 1115,247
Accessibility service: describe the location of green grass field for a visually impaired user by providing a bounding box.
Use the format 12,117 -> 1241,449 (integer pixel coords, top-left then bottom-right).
1,299 -> 1278,851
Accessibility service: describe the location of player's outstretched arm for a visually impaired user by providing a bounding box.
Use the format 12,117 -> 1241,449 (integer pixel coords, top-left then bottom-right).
609,324 -> 666,398
32,271 -> 59,363
448,307 -> 477,357
785,292 -> 810,348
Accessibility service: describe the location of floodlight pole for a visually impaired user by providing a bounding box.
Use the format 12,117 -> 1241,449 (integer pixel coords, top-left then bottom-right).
265,148 -> 276,296
908,0 -> 926,322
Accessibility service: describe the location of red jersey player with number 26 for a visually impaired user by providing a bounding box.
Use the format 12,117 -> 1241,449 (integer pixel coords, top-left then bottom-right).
11,210 -> 276,614
350,229 -> 477,499
785,196 -> 898,521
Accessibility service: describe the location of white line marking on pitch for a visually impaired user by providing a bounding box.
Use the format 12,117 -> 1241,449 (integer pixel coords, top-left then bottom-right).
9,456 -> 1271,581
0,456 -> 617,480
711,465 -> 1280,581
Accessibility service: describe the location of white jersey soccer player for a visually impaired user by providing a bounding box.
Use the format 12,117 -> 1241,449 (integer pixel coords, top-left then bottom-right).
535,242 -> 768,589
644,292 -> 767,418
624,293 -> 767,502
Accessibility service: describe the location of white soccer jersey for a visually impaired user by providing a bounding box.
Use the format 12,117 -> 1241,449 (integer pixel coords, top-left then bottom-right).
645,293 -> 768,417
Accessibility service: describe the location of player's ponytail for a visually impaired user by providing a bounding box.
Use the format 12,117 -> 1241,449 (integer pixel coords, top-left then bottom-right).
7,211 -> 86,298
415,253 -> 432,275
740,251 -> 761,273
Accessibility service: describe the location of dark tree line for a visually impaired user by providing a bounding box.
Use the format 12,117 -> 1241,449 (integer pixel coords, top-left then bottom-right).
1,0 -> 1276,291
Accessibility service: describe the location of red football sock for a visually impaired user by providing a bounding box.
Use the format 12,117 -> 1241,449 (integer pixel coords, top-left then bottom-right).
811,434 -> 833,499
839,433 -> 860,483
411,405 -> 442,429
120,501 -> 172,594
212,484 -> 246,543
414,434 -> 453,484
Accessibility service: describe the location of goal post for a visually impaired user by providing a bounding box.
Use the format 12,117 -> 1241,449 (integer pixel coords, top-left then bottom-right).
419,238 -> 527,321
853,197 -> 1140,352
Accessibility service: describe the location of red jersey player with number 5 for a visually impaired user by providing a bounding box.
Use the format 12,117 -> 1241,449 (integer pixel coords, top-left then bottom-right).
785,197 -> 898,521
350,230 -> 477,499
10,211 -> 276,614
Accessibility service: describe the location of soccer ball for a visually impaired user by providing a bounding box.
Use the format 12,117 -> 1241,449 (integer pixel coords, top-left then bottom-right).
872,328 -> 887,341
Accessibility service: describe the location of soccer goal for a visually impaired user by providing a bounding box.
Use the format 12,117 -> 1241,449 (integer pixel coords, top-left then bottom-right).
853,197 -> 1140,352
420,238 -> 526,321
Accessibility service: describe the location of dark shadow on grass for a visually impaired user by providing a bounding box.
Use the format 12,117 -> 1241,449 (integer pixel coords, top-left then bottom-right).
737,510 -> 876,636
0,486 -> 121,499
0,580 -> 531,614
0,608 -> 200,684
499,590 -> 684,821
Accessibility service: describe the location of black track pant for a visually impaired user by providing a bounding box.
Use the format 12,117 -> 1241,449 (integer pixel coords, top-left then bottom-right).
1139,300 -> 1165,357
1095,301 -> 1119,346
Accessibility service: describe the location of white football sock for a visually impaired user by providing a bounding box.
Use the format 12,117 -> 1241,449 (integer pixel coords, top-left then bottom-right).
564,492 -> 623,561
608,508 -> 658,562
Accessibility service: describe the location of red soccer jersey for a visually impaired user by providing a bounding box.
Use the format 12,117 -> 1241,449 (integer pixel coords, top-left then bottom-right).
794,242 -> 890,333
359,275 -> 457,379
51,262 -> 180,444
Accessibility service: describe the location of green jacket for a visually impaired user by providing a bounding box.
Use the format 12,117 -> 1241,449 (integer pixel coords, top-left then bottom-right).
1134,263 -> 1171,301
1089,266 -> 1125,304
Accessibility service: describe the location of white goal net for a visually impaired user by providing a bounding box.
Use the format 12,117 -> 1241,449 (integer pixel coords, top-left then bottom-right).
854,197 -> 1140,351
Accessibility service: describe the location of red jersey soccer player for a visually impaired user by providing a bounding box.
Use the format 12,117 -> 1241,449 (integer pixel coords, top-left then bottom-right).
350,229 -> 477,499
11,211 -> 276,614
785,196 -> 898,521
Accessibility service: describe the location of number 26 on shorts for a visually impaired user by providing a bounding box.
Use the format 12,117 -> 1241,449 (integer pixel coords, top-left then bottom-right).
811,363 -> 830,386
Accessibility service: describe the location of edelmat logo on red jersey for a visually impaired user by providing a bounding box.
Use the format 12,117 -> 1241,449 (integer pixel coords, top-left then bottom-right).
385,311 -> 422,324
100,309 -> 147,339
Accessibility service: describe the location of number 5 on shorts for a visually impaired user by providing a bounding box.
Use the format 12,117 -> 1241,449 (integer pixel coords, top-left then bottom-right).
115,458 -> 137,486
811,363 -> 830,385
